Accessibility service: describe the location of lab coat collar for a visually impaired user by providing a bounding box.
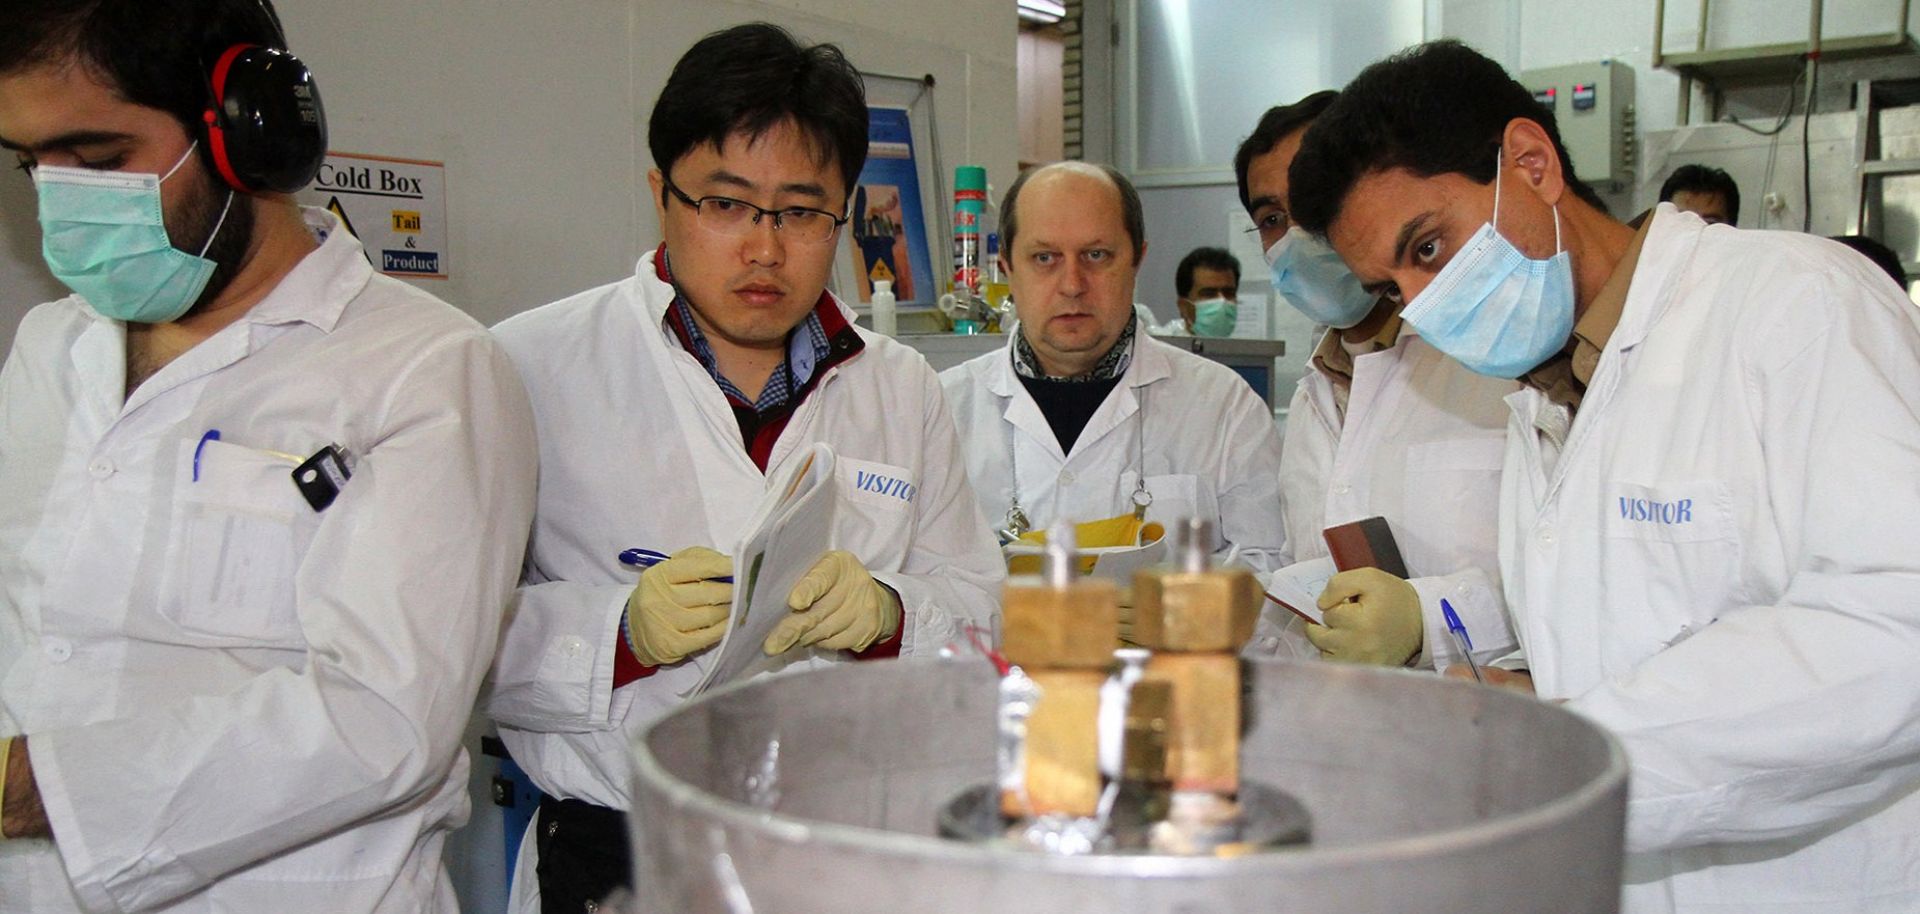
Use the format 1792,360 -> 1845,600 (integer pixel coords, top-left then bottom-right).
1123,331 -> 1178,388
987,318 -> 1172,397
100,208 -> 370,419
1603,202 -> 1702,355
988,324 -> 1175,464
232,207 -> 371,334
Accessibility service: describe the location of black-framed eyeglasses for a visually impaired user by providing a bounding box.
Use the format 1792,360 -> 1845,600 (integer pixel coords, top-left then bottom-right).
663,176 -> 849,244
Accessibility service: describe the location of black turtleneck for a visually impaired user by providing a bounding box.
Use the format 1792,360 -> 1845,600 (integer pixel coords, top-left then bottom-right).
1018,373 -> 1122,454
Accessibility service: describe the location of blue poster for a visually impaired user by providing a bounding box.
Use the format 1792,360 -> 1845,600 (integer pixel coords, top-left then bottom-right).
850,106 -> 934,306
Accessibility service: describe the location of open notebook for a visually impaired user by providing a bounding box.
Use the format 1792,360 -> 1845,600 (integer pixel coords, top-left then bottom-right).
690,442 -> 839,696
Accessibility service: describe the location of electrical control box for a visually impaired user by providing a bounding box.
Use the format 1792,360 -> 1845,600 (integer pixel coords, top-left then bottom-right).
1520,59 -> 1636,192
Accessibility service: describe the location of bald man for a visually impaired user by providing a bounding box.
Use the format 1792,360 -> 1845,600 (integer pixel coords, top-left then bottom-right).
940,162 -> 1285,573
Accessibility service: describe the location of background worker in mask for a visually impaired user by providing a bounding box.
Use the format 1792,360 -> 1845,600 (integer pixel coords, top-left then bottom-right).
1236,91 -> 1518,671
1165,246 -> 1240,336
1292,40 -> 1920,912
0,1 -> 538,911
941,162 -> 1285,574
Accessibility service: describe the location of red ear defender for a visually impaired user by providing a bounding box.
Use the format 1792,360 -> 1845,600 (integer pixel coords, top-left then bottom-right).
198,42 -> 327,194
204,44 -> 257,193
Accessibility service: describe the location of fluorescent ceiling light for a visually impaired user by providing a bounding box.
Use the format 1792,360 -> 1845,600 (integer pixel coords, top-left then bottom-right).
1019,0 -> 1065,24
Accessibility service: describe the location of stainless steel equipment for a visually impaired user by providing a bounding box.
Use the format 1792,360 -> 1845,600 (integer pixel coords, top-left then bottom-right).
628,658 -> 1628,913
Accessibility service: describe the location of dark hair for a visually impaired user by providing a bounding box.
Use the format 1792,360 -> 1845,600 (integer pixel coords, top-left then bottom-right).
1659,164 -> 1741,224
1175,247 -> 1240,298
1290,40 -> 1607,237
999,161 -> 1146,267
0,0 -> 287,136
1233,90 -> 1338,213
1829,234 -> 1907,288
648,23 -> 868,203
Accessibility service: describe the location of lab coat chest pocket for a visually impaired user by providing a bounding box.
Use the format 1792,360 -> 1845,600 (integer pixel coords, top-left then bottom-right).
1132,473 -> 1213,543
836,457 -> 918,572
1602,479 -> 1740,653
1401,436 -> 1507,565
158,438 -> 312,647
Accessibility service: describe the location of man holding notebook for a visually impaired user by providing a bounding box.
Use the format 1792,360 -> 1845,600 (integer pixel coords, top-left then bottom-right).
485,23 -> 1003,913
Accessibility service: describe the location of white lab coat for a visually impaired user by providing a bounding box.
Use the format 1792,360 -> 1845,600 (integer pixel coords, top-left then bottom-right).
940,330 -> 1286,571
1254,328 -> 1520,669
1501,204 -> 1920,912
485,248 -> 1002,817
0,209 -> 538,913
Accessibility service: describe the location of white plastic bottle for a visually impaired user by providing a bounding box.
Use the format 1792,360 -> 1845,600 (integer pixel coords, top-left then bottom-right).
871,279 -> 898,337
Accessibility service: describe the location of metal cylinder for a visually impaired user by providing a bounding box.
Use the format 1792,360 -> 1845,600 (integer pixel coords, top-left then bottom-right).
628,659 -> 1628,913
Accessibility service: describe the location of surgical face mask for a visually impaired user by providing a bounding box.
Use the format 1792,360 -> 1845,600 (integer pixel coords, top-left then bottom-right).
1191,297 -> 1238,336
35,142 -> 234,324
1264,226 -> 1376,329
1397,156 -> 1574,379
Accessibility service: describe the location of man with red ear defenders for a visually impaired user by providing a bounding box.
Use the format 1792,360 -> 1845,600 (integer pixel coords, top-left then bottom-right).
0,2 -> 538,912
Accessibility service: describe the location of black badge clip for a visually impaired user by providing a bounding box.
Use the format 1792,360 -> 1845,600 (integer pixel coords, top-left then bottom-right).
292,445 -> 353,512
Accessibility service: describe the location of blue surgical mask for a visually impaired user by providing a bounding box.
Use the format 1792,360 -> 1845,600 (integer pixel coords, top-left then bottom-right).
35,142 -> 234,324
1192,297 -> 1238,336
1265,226 -> 1376,329
1398,154 -> 1574,379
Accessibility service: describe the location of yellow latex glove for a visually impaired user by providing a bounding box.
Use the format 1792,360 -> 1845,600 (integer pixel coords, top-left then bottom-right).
1305,567 -> 1423,666
623,546 -> 733,666
1006,515 -> 1164,575
764,550 -> 902,655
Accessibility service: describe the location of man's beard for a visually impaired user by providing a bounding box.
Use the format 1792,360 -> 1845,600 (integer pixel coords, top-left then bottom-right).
165,159 -> 258,317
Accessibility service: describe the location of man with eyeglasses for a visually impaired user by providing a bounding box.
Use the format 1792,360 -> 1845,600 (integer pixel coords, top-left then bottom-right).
1235,92 -> 1519,671
485,23 -> 1002,913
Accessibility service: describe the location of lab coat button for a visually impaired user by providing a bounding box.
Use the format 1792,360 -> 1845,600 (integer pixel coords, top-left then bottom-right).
1059,470 -> 1076,484
562,636 -> 585,658
44,638 -> 72,662
88,459 -> 114,479
1334,484 -> 1352,495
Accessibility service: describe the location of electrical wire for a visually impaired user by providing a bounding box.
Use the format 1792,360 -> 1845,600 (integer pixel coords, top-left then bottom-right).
1724,65 -> 1805,137
1803,53 -> 1819,233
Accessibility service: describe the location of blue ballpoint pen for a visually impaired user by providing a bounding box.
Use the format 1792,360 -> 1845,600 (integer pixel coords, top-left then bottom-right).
619,547 -> 734,583
1440,598 -> 1484,684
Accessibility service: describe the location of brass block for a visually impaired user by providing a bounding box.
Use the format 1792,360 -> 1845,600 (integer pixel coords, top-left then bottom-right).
1002,670 -> 1105,818
1144,654 -> 1241,793
1002,578 -> 1121,669
1130,567 -> 1260,652
1121,679 -> 1172,785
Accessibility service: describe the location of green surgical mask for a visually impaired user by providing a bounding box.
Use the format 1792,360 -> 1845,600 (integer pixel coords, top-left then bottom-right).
35,142 -> 233,324
1192,297 -> 1238,336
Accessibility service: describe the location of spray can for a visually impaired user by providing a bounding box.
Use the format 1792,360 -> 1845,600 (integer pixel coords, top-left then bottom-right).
952,165 -> 987,296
